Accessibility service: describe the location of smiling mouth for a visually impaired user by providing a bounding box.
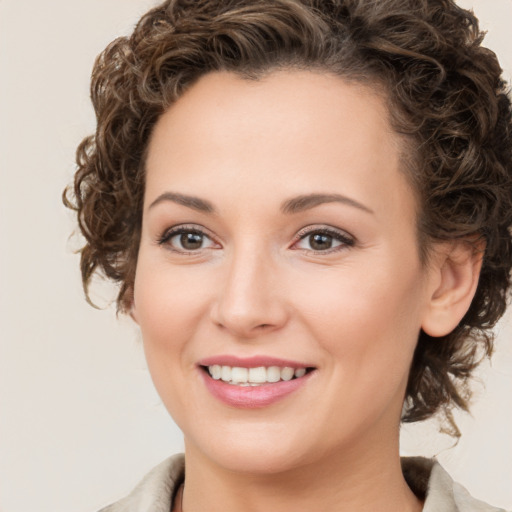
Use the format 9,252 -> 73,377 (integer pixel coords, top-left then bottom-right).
201,365 -> 316,386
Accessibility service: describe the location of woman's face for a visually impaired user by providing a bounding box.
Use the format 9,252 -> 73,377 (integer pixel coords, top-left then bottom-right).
133,70 -> 436,474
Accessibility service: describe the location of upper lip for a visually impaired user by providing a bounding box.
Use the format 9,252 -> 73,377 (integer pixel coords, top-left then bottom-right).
197,355 -> 314,368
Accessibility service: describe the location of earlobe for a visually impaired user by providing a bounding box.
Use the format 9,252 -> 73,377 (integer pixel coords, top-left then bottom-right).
421,239 -> 484,338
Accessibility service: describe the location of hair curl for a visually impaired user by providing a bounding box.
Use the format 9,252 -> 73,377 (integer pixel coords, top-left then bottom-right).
64,0 -> 512,432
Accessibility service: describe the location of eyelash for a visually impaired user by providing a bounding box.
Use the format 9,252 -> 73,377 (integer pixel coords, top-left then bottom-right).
157,224 -> 355,254
292,226 -> 355,254
157,225 -> 217,254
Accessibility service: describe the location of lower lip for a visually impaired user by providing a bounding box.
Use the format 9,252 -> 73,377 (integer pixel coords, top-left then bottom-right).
200,370 -> 314,408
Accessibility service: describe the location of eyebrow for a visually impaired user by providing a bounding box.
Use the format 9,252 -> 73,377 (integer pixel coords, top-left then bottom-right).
281,193 -> 374,215
148,191 -> 373,216
148,192 -> 216,213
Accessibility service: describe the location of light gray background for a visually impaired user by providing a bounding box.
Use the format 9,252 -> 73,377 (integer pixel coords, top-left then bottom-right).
0,1 -> 511,511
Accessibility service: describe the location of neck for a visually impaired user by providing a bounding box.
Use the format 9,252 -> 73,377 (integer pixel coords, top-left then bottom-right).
181,427 -> 423,512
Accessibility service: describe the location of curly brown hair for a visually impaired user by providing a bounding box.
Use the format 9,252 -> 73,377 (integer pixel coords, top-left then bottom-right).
64,0 -> 512,432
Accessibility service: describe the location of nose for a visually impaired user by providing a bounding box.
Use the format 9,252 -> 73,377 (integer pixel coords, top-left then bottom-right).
210,246 -> 289,339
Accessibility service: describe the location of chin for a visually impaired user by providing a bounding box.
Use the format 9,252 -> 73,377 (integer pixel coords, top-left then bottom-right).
185,423 -> 321,475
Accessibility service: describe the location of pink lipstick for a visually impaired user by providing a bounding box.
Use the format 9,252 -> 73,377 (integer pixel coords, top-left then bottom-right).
197,355 -> 315,408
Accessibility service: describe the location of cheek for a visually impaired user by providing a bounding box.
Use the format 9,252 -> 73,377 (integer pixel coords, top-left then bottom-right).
132,257 -> 215,418
133,256 -> 214,345
132,258 -> 217,414
291,257 -> 425,378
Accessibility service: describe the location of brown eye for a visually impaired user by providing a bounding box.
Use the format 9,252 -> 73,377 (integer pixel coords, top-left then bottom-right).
159,227 -> 217,252
180,232 -> 204,250
308,233 -> 333,251
293,227 -> 354,253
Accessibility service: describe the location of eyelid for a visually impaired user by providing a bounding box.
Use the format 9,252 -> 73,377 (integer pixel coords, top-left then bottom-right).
157,223 -> 221,251
292,225 -> 355,253
156,223 -> 354,254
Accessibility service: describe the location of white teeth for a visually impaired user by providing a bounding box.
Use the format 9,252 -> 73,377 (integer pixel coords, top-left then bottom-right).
267,366 -> 281,382
221,365 -> 231,382
210,365 -> 222,380
207,365 -> 310,385
231,367 -> 248,383
248,366 -> 267,383
294,368 -> 306,378
280,367 -> 294,381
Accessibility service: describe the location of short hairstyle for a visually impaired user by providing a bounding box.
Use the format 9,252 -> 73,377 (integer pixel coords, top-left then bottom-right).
64,0 -> 512,433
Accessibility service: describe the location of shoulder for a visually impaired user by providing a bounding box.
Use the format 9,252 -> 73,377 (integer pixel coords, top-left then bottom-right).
97,454 -> 507,512
98,453 -> 184,512
402,457 -> 509,512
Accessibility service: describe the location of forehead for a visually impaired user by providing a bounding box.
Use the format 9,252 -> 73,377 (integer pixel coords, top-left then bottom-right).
148,70 -> 395,162
145,70 -> 415,222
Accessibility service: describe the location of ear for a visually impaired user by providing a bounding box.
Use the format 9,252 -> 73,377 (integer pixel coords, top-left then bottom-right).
421,239 -> 484,337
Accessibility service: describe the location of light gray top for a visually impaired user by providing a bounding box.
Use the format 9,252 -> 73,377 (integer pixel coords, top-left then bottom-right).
99,453 -> 508,512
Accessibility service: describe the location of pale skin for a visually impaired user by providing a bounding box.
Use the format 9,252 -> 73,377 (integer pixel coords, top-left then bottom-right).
131,70 -> 483,512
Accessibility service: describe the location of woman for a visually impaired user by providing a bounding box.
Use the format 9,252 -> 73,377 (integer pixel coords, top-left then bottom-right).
65,0 -> 512,510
